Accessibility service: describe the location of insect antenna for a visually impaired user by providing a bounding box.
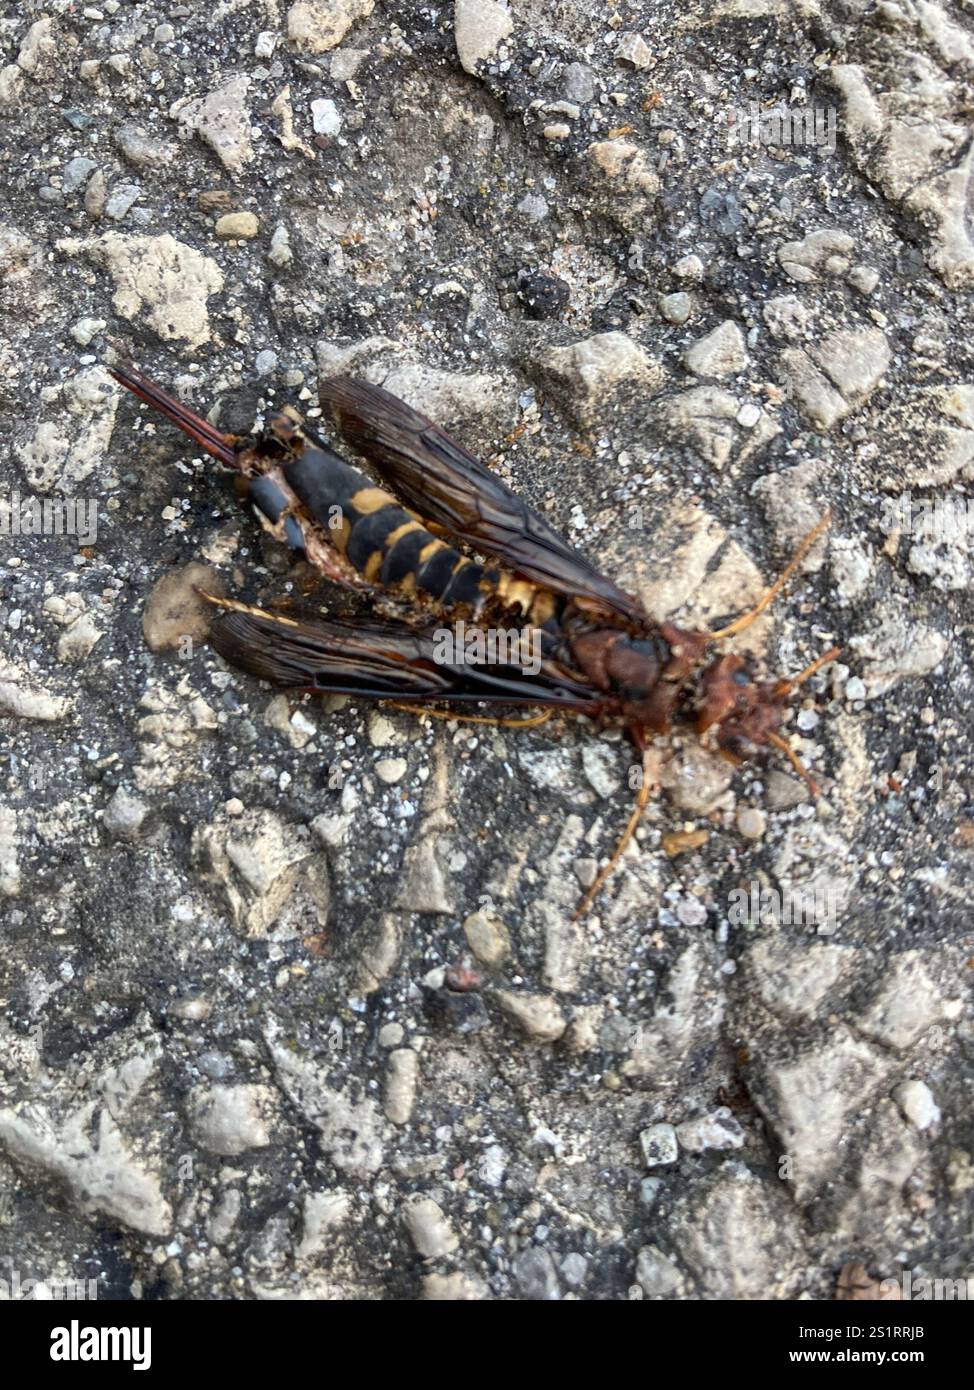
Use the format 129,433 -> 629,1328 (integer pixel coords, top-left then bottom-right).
709,511 -> 832,641
772,644 -> 842,696
765,644 -> 842,794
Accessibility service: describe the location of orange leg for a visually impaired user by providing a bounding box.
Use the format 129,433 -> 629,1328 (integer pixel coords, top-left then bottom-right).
710,511 -> 832,640
573,739 -> 654,921
767,731 -> 820,797
389,703 -> 554,730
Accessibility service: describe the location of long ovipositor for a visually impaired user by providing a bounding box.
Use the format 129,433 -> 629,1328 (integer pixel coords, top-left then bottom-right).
108,361 -> 533,614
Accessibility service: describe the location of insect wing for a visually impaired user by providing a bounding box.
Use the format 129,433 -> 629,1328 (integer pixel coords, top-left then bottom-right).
206,598 -> 599,709
321,378 -> 645,624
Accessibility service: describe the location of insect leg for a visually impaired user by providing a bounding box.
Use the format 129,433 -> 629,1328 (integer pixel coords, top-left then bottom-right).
389,703 -> 554,729
572,724 -> 655,921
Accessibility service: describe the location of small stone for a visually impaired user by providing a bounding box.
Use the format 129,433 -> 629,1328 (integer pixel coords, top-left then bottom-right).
543,123 -> 571,141
0,64 -> 25,108
615,32 -> 652,68
287,0 -> 375,55
176,76 -> 253,173
640,1123 -> 678,1167
676,1109 -> 746,1153
103,786 -> 149,840
455,0 -> 513,75
684,320 -> 749,378
198,189 -> 234,215
561,1253 -> 588,1289
672,253 -> 704,281
83,169 -> 106,218
368,712 -> 399,747
57,612 -> 102,663
494,989 -> 566,1042
462,909 -> 511,966
215,211 -> 259,239
330,48 -> 367,80
422,1272 -> 487,1300
255,349 -> 278,378
518,271 -> 569,320
403,1196 -> 458,1258
255,30 -> 277,59
893,1079 -> 940,1131
71,317 -> 107,347
848,264 -> 880,295
115,123 -> 174,168
104,185 -> 141,221
188,1085 -> 276,1156
297,1191 -> 351,1258
736,806 -> 766,839
532,331 -> 665,426
736,400 -> 762,428
778,227 -> 856,282
859,952 -> 949,1051
0,809 -> 18,897
268,224 -> 292,268
154,22 -> 175,43
513,1247 -> 561,1300
384,1048 -> 419,1125
562,62 -> 596,104
636,1246 -> 683,1298
374,757 -> 407,784
310,98 -> 342,136
85,231 -> 223,347
516,193 -> 549,221
63,157 -> 98,194
659,291 -> 691,324
378,1022 -> 404,1047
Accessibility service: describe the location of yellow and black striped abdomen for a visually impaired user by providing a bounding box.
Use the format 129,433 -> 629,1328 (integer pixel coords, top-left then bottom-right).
281,443 -> 494,609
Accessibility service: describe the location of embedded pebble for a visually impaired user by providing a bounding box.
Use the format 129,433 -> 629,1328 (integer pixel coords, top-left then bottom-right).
188,1085 -> 276,1156
384,1048 -> 419,1125
268,224 -> 293,267
374,757 -> 407,784
403,1195 -> 458,1258
103,787 -> 149,841
684,320 -> 749,378
287,0 -> 376,55
104,185 -> 141,221
215,212 -> 259,239
660,291 -> 691,324
455,0 -> 513,74
463,909 -> 511,966
640,1123 -> 679,1167
893,1080 -> 941,1131
736,807 -> 767,840
311,98 -> 342,137
494,989 -> 567,1042
676,1110 -> 746,1154
71,316 -> 106,346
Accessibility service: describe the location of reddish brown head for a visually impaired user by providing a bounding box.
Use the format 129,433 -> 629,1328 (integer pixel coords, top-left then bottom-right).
696,651 -> 789,761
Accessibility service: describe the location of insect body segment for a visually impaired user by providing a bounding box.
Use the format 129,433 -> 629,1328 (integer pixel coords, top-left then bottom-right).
272,429 -> 494,608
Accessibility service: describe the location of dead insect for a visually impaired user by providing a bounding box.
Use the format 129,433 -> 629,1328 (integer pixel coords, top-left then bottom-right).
110,362 -> 839,919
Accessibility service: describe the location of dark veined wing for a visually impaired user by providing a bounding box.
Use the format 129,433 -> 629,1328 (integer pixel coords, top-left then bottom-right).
320,378 -> 646,626
204,596 -> 600,710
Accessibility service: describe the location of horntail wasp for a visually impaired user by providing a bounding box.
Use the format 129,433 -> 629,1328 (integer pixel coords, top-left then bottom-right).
110,360 -> 840,920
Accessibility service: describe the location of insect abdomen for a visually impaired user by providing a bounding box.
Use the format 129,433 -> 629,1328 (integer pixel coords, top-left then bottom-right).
282,444 -> 491,606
